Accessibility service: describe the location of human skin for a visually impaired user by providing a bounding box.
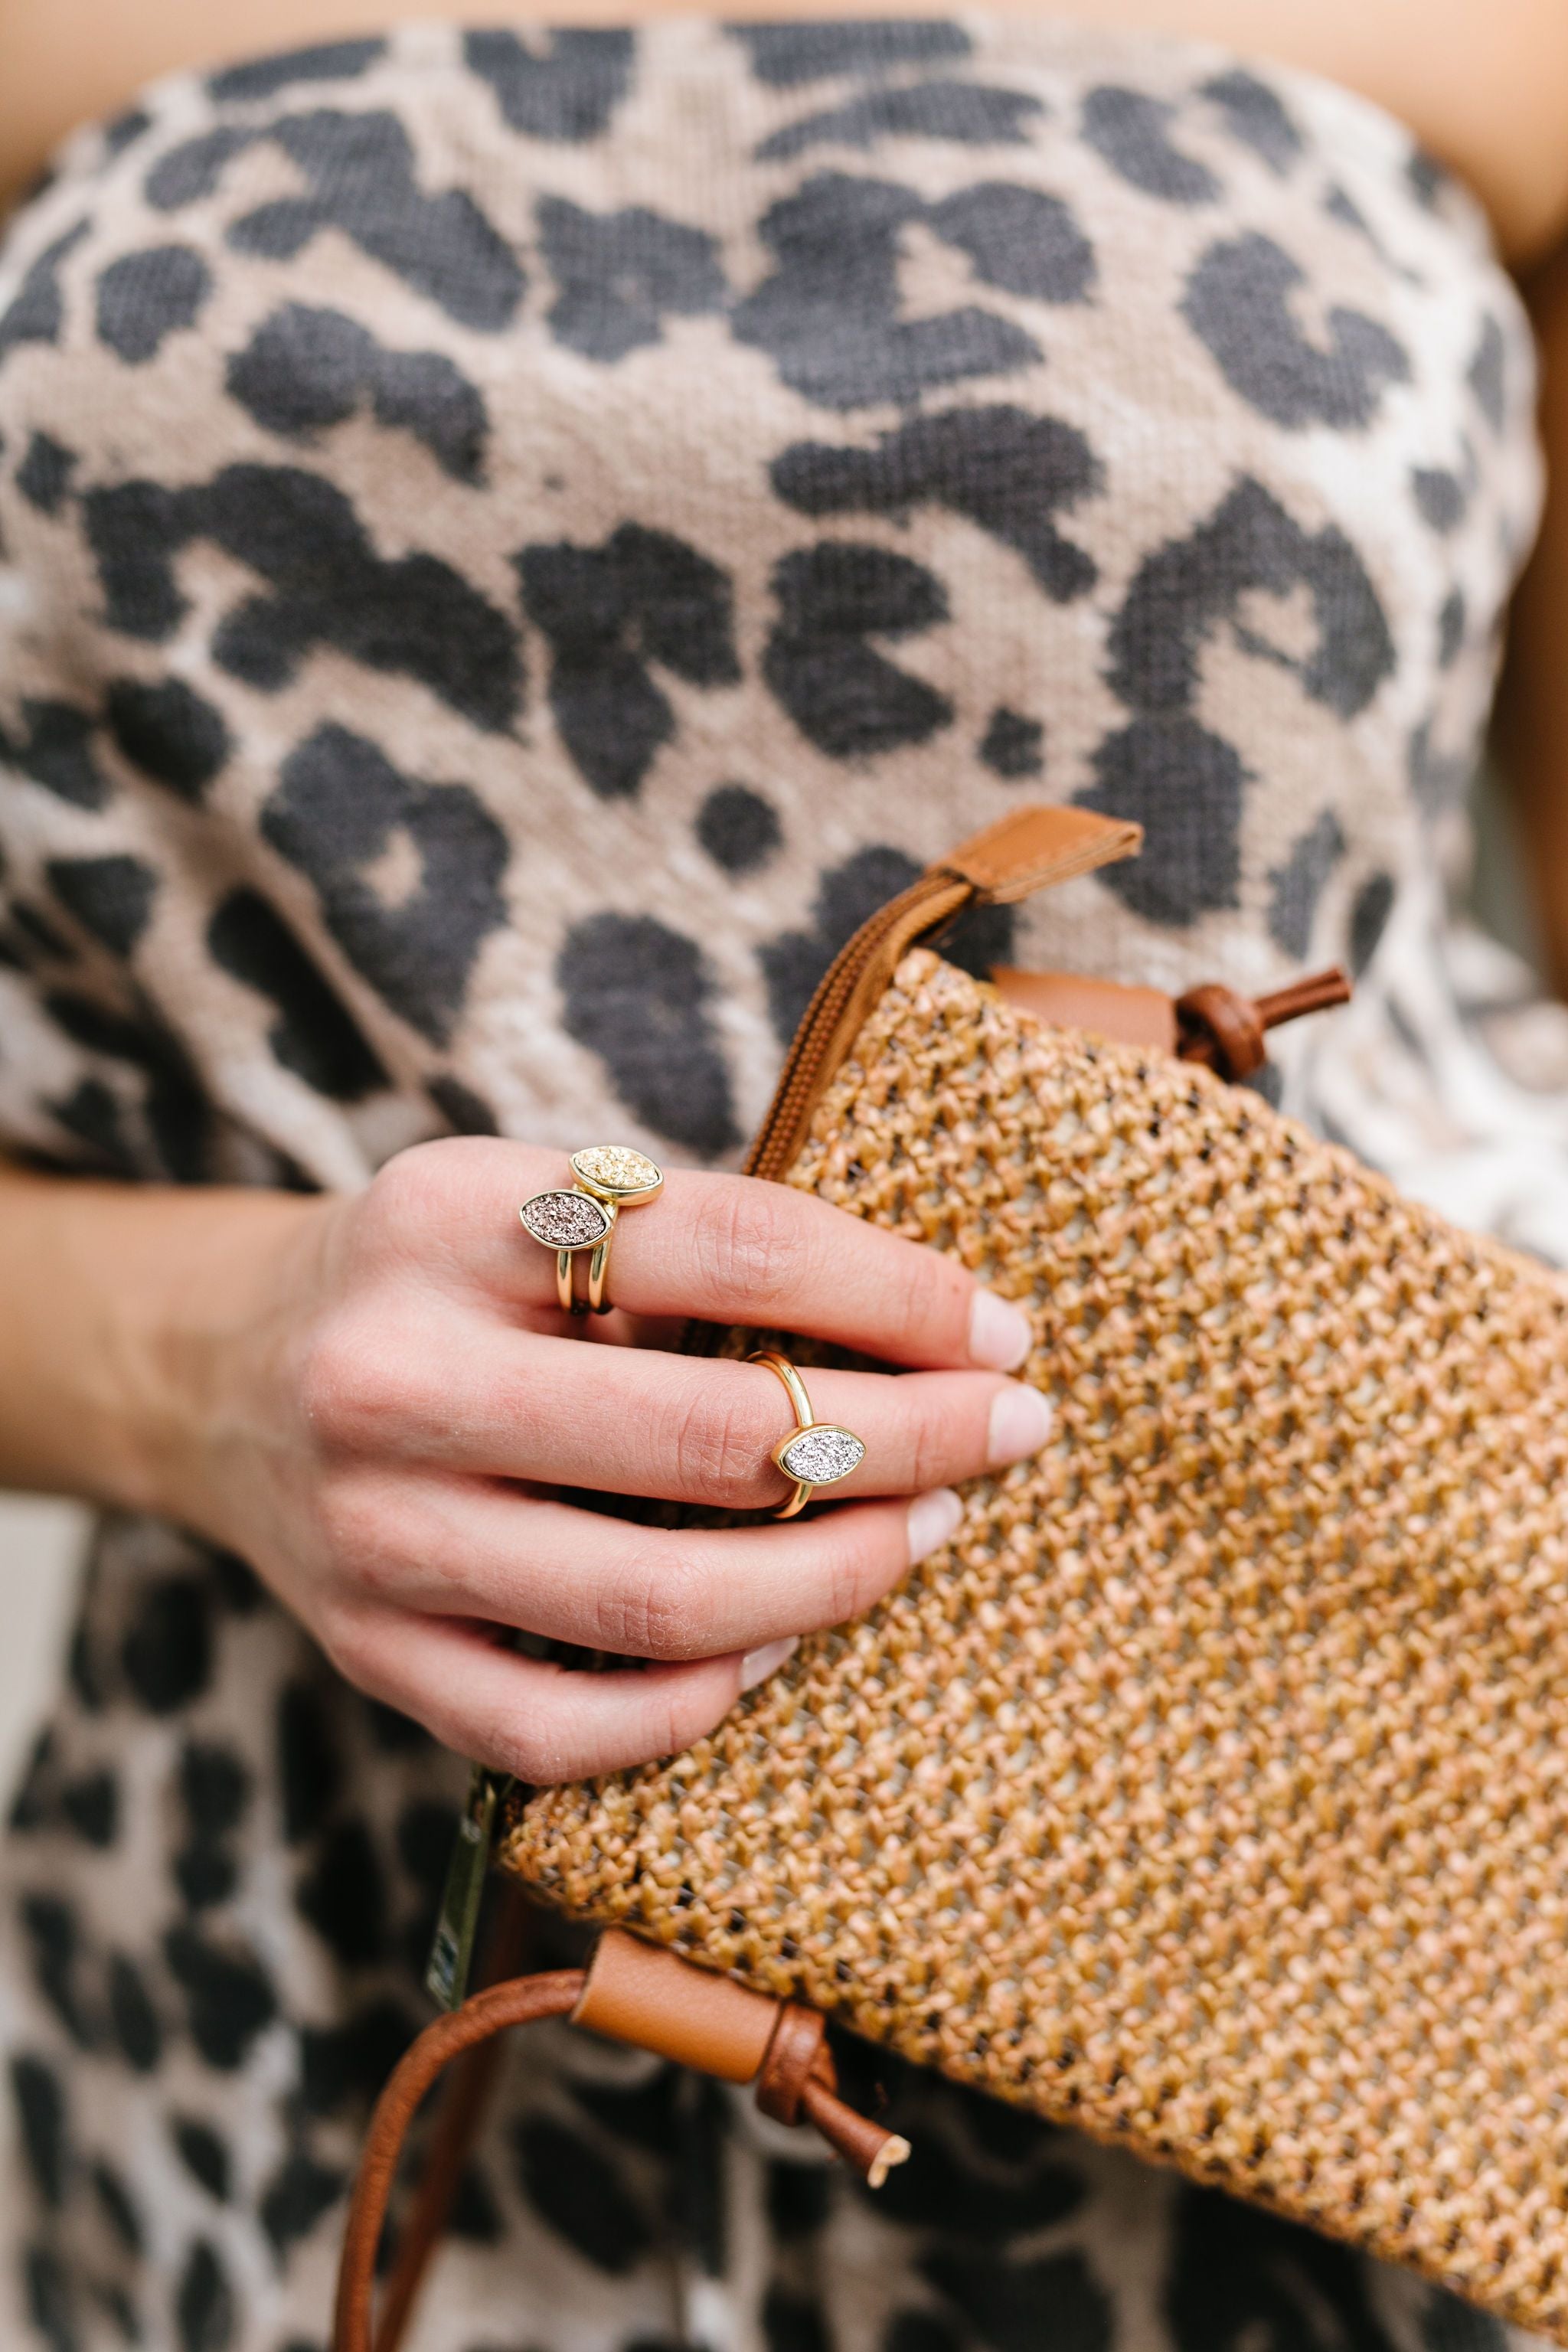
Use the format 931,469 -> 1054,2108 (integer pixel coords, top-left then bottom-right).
3,0 -> 1568,1779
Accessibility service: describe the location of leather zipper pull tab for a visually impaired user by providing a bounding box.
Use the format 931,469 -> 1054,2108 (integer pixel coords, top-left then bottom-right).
425,1766 -> 511,2011
934,805 -> 1142,902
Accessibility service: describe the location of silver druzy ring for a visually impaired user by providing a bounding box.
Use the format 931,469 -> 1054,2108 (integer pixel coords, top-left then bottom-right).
748,1349 -> 867,1520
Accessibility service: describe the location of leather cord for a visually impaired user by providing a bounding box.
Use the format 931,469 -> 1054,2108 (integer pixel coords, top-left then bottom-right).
332,1969 -> 586,2352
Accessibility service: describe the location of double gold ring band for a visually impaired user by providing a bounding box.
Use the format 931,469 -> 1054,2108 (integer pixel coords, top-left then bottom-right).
520,1146 -> 665,1316
750,1350 -> 867,1519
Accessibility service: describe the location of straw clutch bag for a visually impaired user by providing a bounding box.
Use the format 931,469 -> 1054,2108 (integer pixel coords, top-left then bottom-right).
337,806 -> 1568,2351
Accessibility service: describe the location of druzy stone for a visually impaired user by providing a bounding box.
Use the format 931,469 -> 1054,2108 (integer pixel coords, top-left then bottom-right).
778,1426 -> 865,1487
520,1190 -> 611,1249
571,1145 -> 662,1198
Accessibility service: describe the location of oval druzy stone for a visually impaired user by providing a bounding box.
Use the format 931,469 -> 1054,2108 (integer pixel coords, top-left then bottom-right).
779,1425 -> 866,1488
520,1190 -> 612,1250
571,1145 -> 663,1200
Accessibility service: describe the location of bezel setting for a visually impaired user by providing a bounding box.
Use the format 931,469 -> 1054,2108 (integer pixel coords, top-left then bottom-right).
519,1189 -> 613,1251
570,1145 -> 665,1206
773,1423 -> 867,1490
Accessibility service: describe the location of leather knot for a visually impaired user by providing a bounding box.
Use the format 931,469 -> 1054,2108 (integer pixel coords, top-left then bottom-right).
755,2001 -> 828,2125
1176,982 -> 1268,1080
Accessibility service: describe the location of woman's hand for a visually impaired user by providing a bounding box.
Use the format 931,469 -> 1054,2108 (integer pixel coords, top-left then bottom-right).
2,1144 -> 1050,1784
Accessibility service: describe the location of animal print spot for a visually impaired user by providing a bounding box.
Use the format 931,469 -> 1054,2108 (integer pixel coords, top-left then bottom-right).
45,857 -> 158,955
538,198 -> 727,361
673,2077 -> 729,2275
263,724 -> 509,1044
19,1892 -> 96,2050
1411,466 -> 1466,534
765,543 -> 952,760
107,1953 -> 162,2071
517,524 -> 739,800
923,2246 -> 1112,2352
1082,718 -> 1249,926
449,2165 -> 503,2241
296,1818 -> 389,1965
95,245 -> 211,363
175,2238 -> 236,2352
176,1844 -> 234,1910
733,172 -> 1044,410
1422,2291 -> 1508,2352
874,2119 -> 1083,2236
513,2116 -> 652,2273
418,1075 -> 492,1138
15,430 -> 76,512
8,1729 -> 55,1834
1,701 -> 107,808
764,2287 -> 831,2352
1082,87 -> 1220,204
979,707 -> 1044,777
1165,2184 -> 1390,2352
60,1769 -> 118,1847
224,110 -> 524,331
90,2158 -> 143,2253
1469,315 -> 1508,433
278,1681 -> 343,1843
1200,70 -> 1302,174
24,2243 -> 78,2352
1106,476 -> 1394,721
106,677 -> 230,799
696,784 -> 781,874
299,1998 -> 418,2116
1269,810 -> 1345,957
362,1694 -> 430,1750
767,2158 -> 831,2240
886,2314 -> 963,2352
122,1573 -> 212,1712
1438,587 -> 1466,668
732,20 -> 972,83
227,303 -> 488,482
103,107 -> 153,158
572,2067 -> 680,2151
929,181 -> 1096,303
41,985 -> 210,1178
1349,871 -> 1396,974
207,38 -> 386,100
1183,233 -> 1410,429
1407,717 -> 1472,819
0,222 -> 89,367
464,28 -> 634,140
260,2151 -> 345,2252
163,1924 -> 278,2070
557,912 -> 739,1155
773,404 -> 1099,599
181,1743 -> 250,1838
208,888 -> 390,1101
171,2116 -> 230,2202
756,82 -> 1045,162
145,128 -> 252,211
11,2053 -> 69,2206
84,465 -> 523,730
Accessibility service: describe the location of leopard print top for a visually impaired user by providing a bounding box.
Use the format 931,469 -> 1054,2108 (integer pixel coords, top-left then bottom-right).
1,20 -> 1563,2352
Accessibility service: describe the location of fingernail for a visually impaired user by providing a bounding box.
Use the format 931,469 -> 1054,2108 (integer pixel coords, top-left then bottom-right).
740,1636 -> 799,1693
987,1382 -> 1054,1467
907,1485 -> 964,1566
969,1289 -> 1034,1371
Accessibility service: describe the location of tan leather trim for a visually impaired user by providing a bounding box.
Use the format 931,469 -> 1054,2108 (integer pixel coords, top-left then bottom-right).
933,805 -> 1142,902
992,969 -> 1178,1054
571,1928 -> 779,2083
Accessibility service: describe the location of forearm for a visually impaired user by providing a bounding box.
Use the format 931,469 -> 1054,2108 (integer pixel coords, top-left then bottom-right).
1496,241 -> 1568,997
0,1157 -> 319,1518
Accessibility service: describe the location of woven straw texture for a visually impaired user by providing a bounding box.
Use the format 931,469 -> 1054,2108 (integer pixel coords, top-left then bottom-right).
503,949 -> 1568,2335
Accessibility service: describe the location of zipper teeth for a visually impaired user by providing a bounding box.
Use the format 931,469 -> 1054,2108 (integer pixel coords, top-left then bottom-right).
745,875 -> 957,1183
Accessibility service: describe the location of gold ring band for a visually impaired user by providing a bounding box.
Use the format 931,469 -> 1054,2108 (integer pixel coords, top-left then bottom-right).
519,1146 -> 664,1316
749,1349 -> 867,1519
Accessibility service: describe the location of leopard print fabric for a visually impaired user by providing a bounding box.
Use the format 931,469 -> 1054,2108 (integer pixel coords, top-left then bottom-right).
0,19 -> 1563,2350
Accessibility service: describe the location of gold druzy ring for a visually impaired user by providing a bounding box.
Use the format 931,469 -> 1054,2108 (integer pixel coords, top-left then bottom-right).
519,1145 -> 664,1315
749,1349 -> 867,1520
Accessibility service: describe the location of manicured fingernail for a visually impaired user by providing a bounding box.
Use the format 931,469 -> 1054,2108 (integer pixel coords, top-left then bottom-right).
987,1381 -> 1054,1466
969,1289 -> 1034,1371
740,1636 -> 799,1692
907,1485 -> 964,1565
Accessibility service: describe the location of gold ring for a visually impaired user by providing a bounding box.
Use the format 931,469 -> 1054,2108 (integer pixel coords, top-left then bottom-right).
519,1145 -> 664,1316
750,1350 -> 867,1520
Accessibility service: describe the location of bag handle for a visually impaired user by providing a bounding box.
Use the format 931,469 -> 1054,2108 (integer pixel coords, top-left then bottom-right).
333,1930 -> 910,2352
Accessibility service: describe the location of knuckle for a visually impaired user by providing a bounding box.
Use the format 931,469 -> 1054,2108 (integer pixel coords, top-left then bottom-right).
297,1313 -> 391,1451
697,1180 -> 812,1311
592,1546 -> 713,1661
881,1250 -> 968,1361
315,1472 -> 400,1600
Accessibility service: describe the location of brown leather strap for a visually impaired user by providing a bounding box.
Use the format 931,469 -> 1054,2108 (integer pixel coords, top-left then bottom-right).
333,1971 -> 585,2352
937,805 -> 1144,900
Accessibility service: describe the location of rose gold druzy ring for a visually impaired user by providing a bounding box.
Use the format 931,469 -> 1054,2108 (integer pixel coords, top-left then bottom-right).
519,1146 -> 665,1315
